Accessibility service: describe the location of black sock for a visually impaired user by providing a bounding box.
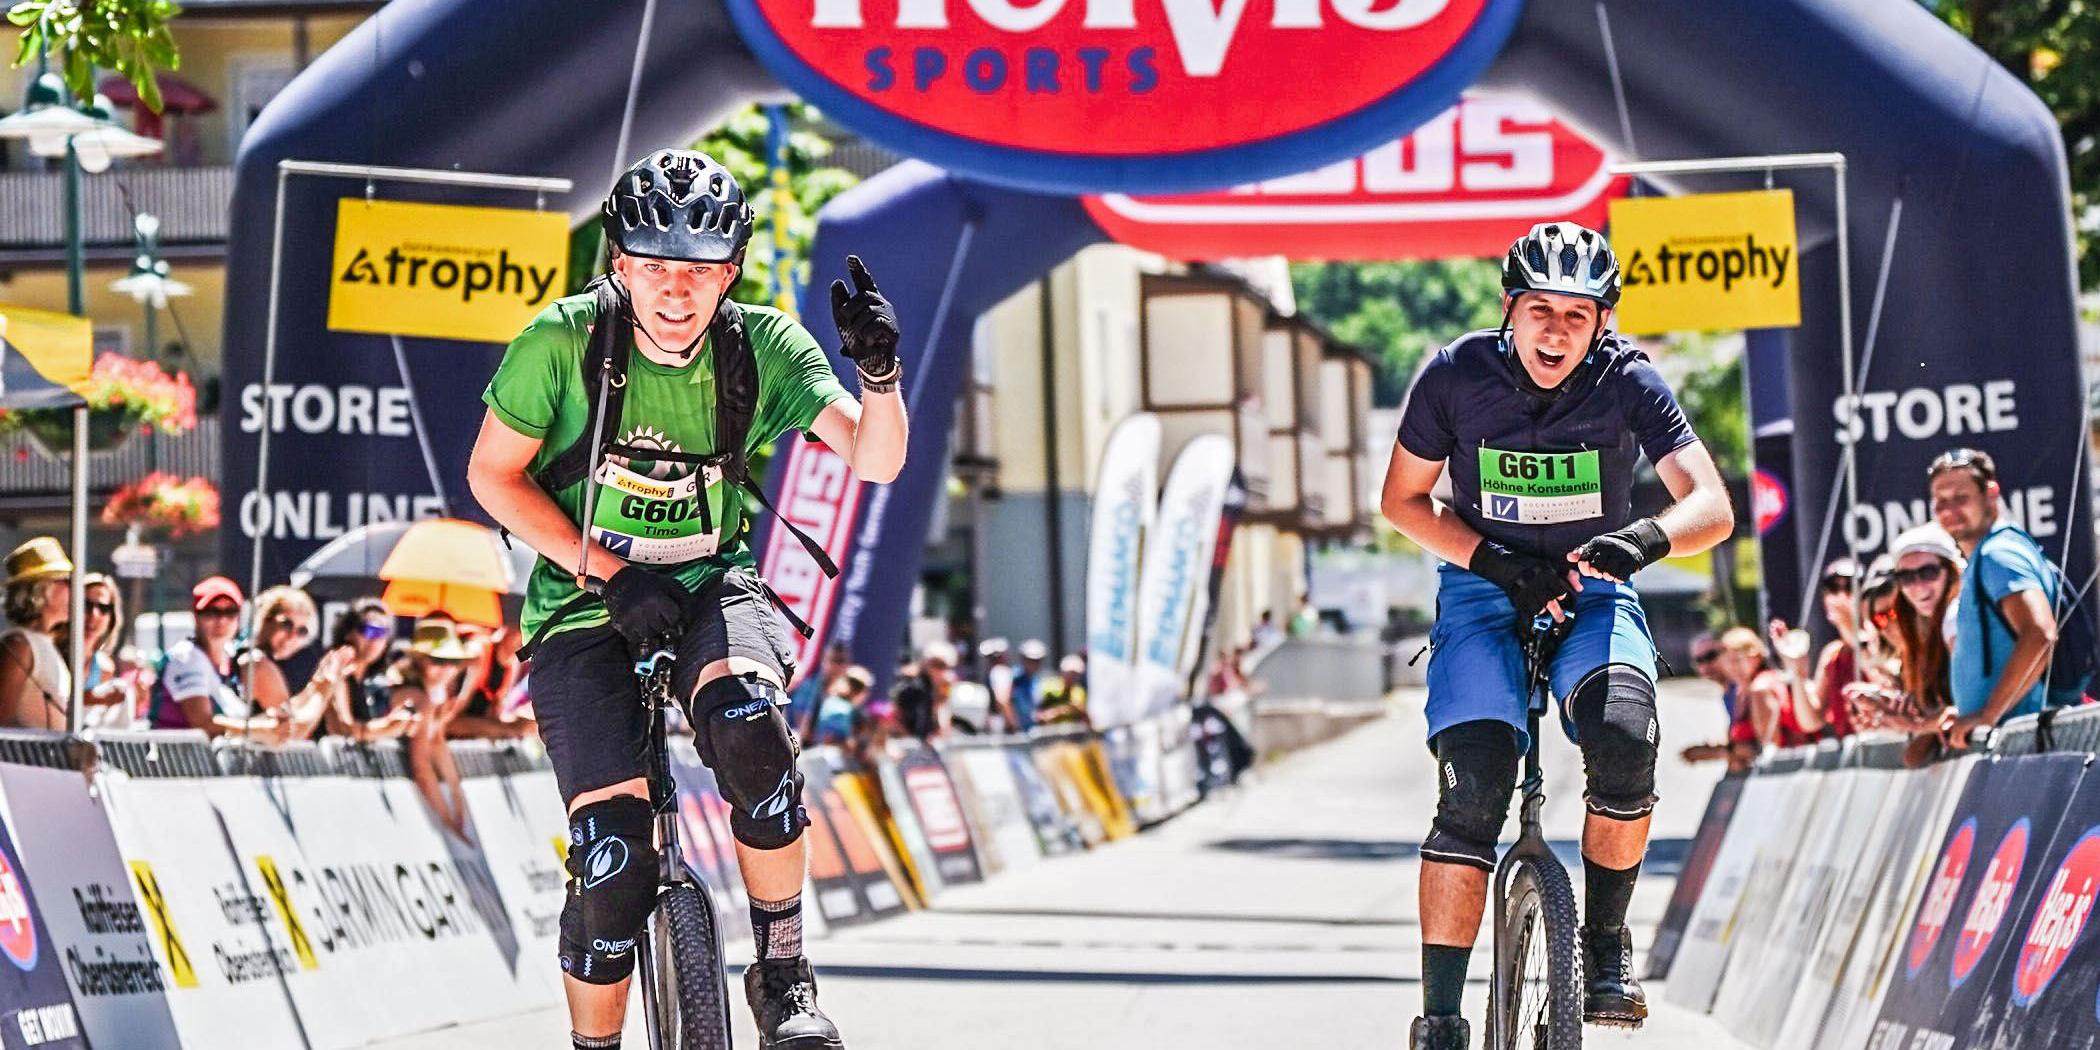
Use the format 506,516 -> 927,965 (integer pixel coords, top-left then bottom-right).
1584,857 -> 1642,933
751,894 -> 804,961
573,1032 -> 620,1050
1422,944 -> 1471,1017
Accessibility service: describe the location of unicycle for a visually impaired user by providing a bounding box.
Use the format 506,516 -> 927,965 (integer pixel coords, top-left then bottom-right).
633,648 -> 736,1050
1487,614 -> 1582,1050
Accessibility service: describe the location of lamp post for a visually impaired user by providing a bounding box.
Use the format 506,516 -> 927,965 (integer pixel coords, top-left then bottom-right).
0,73 -> 161,731
109,212 -> 188,647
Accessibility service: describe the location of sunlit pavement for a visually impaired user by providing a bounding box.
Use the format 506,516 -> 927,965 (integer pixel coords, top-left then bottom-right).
373,678 -> 1755,1049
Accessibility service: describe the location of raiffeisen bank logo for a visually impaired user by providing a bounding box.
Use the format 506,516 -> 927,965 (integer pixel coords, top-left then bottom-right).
724,0 -> 1524,193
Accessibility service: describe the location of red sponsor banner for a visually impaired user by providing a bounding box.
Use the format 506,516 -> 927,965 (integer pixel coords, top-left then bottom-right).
1949,817 -> 2029,987
2012,826 -> 2100,1005
758,440 -> 865,686
1908,816 -> 1977,977
1752,467 -> 1788,537
903,767 -> 971,852
725,0 -> 1525,191
1082,93 -> 1625,261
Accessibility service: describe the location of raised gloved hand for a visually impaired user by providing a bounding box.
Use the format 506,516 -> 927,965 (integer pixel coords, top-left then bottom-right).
591,565 -> 688,650
1470,540 -> 1574,619
1570,518 -> 1671,582
829,255 -> 901,391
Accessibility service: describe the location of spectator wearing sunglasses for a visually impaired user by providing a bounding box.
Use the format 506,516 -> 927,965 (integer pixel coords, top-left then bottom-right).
320,598 -> 413,742
149,576 -> 293,742
1679,633 -> 1755,769
75,572 -> 136,731
241,586 -> 355,740
1930,448 -> 2063,745
1766,558 -> 1864,741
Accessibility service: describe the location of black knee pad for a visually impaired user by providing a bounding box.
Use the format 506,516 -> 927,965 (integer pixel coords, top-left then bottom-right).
559,796 -> 659,985
1424,720 -> 1520,872
694,674 -> 807,850
1570,665 -> 1659,821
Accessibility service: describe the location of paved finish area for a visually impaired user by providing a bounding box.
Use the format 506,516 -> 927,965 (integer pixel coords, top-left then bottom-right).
374,679 -> 1755,1049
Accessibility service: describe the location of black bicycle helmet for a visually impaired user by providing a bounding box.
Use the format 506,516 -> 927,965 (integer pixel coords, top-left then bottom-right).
601,149 -> 753,264
1501,221 -> 1621,308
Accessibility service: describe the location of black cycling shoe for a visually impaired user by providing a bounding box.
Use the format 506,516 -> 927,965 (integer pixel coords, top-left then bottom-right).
745,956 -> 845,1050
1409,1015 -> 1471,1050
1580,925 -> 1648,1028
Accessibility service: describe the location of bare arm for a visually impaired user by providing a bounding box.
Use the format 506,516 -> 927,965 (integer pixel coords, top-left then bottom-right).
1647,441 -> 1736,557
467,411 -> 628,584
0,636 -> 37,727
1378,441 -> 1488,567
1961,588 -> 2058,730
809,393 -> 907,485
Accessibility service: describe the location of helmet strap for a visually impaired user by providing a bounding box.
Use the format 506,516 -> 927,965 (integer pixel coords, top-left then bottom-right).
609,275 -> 714,362
1499,295 -> 1606,404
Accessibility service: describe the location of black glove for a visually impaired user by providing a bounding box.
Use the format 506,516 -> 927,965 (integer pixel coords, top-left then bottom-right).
1572,518 -> 1671,581
593,566 -> 687,650
1469,540 -> 1574,619
829,255 -> 900,389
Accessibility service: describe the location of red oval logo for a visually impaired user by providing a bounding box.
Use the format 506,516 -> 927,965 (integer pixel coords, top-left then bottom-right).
1951,818 -> 2030,987
0,847 -> 38,971
2012,827 -> 2100,1005
725,0 -> 1526,192
1082,91 -> 1626,261
1910,817 -> 1978,979
1753,468 -> 1789,537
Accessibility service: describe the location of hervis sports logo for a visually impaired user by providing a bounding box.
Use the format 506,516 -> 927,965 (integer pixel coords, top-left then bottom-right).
1910,816 -> 1978,979
2011,826 -> 2100,1006
1949,817 -> 2029,988
0,841 -> 37,970
722,0 -> 1525,193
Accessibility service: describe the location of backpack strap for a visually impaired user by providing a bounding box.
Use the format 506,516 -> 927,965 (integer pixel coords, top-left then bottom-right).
534,276 -> 631,494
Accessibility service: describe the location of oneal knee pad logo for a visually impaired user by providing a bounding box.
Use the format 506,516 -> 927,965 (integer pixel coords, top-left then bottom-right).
723,0 -> 1524,193
592,936 -> 636,957
752,771 -> 795,821
724,698 -> 773,721
583,838 -> 630,889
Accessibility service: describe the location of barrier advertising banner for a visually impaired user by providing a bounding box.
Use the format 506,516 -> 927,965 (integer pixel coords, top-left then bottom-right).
1083,92 -> 1624,262
943,744 -> 1042,875
816,753 -> 914,915
1972,768 -> 2100,1048
1006,745 -> 1081,857
1608,189 -> 1802,336
327,199 -> 568,343
0,765 -> 180,1050
668,742 -> 758,938
1646,774 -> 1744,981
458,769 -> 570,997
1871,753 -> 2088,1047
1664,770 -> 1799,1011
892,744 -> 984,886
1703,768 -> 1833,1023
98,777 -> 308,1049
1132,434 -> 1237,723
1084,412 -> 1161,730
795,752 -> 889,926
1770,766 -> 1903,1050
0,809 -> 83,1050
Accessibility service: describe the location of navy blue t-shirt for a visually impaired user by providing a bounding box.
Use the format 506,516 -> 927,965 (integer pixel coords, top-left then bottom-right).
1396,331 -> 1699,560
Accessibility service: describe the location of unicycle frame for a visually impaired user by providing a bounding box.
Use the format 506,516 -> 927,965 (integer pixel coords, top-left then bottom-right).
632,649 -> 731,1050
1488,614 -> 1573,1050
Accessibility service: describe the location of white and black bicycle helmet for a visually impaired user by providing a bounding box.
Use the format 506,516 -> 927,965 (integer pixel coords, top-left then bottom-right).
601,148 -> 753,264
1501,221 -> 1621,308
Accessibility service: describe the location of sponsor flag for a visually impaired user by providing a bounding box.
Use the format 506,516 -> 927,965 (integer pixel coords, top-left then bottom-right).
1130,434 -> 1237,721
1610,189 -> 1801,334
1084,413 -> 1162,728
327,199 -> 568,343
0,815 -> 85,1050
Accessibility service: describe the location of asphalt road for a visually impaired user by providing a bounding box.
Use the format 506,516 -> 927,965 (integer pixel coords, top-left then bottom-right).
373,678 -> 1756,1049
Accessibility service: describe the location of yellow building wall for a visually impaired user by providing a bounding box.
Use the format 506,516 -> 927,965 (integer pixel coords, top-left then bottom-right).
0,262 -> 227,366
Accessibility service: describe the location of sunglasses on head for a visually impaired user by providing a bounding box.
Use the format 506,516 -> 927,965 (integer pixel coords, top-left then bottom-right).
195,604 -> 239,619
1893,563 -> 1946,587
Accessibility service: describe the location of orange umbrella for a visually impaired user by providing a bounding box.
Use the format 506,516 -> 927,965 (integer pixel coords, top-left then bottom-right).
376,519 -> 519,628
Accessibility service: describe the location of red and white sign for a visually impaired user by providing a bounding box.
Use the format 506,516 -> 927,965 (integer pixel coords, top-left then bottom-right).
1950,818 -> 2029,986
903,767 -> 972,852
1082,93 -> 1626,261
0,848 -> 37,970
1752,467 -> 1788,537
2013,827 -> 2100,1005
1909,817 -> 1977,977
758,440 -> 865,685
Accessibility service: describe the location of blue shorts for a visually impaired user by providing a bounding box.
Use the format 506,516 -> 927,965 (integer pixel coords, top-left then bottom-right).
1426,563 -> 1658,753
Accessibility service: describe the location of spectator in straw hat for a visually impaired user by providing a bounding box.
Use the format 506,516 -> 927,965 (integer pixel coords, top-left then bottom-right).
0,538 -> 72,729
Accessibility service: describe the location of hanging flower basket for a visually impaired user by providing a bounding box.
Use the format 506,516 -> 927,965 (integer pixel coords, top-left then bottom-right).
0,353 -> 199,460
101,472 -> 220,538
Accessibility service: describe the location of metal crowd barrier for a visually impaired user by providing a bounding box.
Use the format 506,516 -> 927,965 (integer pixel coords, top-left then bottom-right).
4,727 -> 553,781
1759,703 -> 2100,772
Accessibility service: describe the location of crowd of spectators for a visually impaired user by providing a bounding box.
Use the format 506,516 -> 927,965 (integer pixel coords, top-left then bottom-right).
1683,447 -> 2085,771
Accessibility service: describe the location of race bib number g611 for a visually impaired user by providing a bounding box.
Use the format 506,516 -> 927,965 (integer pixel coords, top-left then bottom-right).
1478,446 -> 1602,525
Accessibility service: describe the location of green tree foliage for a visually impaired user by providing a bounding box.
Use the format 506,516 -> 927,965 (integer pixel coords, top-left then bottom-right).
1666,332 -> 1750,476
9,0 -> 180,112
1289,260 -> 1506,405
1935,0 -> 2100,290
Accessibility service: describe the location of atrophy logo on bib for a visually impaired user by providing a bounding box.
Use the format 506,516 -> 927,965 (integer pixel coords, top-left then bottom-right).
591,426 -> 728,565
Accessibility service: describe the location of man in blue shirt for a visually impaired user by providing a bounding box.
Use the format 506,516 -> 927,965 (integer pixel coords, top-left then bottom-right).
1932,448 -> 2060,744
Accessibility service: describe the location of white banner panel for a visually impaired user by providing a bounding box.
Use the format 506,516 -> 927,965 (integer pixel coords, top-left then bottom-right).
1085,413 -> 1162,729
1132,433 -> 1237,723
1664,770 -> 1799,1012
460,770 -> 568,1003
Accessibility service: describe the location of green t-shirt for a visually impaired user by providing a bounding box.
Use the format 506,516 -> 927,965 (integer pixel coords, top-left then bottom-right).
482,292 -> 849,639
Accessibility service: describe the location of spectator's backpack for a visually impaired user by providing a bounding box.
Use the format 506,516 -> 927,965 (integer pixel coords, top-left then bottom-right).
518,276 -> 839,653
1971,525 -> 2098,704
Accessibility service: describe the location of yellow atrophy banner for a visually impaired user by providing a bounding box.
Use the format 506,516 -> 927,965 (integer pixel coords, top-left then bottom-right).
328,199 -> 568,343
1610,189 -> 1800,334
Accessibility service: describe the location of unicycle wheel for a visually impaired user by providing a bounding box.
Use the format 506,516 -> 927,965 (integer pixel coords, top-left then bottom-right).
661,881 -> 734,1050
1495,859 -> 1582,1050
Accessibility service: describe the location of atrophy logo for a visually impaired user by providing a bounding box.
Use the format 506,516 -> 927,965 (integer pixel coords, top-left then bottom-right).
328,199 -> 568,343
336,245 -> 558,306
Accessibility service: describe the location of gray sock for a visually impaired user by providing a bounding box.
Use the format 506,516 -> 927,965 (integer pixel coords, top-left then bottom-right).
750,894 -> 804,961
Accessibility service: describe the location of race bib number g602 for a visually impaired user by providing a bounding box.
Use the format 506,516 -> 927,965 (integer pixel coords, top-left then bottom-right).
1477,446 -> 1602,525
590,457 -> 726,564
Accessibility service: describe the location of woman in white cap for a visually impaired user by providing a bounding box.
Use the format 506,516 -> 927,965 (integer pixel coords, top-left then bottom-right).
0,537 -> 72,729
390,617 -> 477,838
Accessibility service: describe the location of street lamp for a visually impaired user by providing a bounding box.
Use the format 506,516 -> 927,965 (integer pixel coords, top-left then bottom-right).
111,212 -> 191,350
